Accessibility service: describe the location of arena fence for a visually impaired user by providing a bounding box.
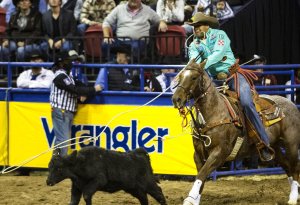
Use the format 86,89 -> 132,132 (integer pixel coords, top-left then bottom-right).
0,62 -> 299,179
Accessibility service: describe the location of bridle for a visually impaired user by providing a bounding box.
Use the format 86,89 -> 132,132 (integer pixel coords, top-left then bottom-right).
176,65 -> 241,148
176,67 -> 213,104
176,66 -> 214,146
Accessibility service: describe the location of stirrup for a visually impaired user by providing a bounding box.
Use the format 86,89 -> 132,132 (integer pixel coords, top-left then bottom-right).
257,143 -> 275,161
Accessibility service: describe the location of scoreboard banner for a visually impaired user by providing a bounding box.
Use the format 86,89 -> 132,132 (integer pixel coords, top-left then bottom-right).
9,102 -> 197,175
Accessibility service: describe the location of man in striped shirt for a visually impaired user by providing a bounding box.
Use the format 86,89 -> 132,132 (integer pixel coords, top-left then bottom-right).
50,50 -> 102,156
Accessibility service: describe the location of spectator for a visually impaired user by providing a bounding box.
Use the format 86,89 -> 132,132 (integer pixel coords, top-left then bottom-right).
102,0 -> 168,58
0,0 -> 15,23
77,0 -> 116,36
62,0 -> 83,21
40,0 -> 77,60
285,69 -> 300,104
50,50 -> 102,156
0,0 -> 42,61
156,0 -> 184,25
139,57 -> 162,92
194,0 -> 234,20
253,55 -> 277,86
194,0 -> 210,15
17,51 -> 54,88
38,0 -> 83,20
215,0 -> 234,20
182,5 -> 194,36
156,68 -> 176,92
144,71 -> 162,92
69,50 -> 89,85
95,44 -> 150,91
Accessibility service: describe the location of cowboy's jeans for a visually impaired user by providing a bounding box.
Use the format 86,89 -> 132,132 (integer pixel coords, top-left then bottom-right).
228,73 -> 270,145
51,107 -> 74,156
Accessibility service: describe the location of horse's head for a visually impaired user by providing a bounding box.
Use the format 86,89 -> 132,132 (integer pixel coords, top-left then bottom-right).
172,59 -> 207,109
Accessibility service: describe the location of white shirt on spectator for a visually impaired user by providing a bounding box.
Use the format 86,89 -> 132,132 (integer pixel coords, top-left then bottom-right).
285,80 -> 297,102
156,73 -> 176,92
156,0 -> 184,23
17,68 -> 54,88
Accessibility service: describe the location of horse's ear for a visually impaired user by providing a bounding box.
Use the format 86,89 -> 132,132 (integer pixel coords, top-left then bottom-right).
199,60 -> 207,70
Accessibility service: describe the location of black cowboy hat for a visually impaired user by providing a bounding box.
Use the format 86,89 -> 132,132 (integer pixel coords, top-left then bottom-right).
55,50 -> 85,63
25,51 -> 45,61
188,12 -> 219,29
13,0 -> 32,7
111,44 -> 132,56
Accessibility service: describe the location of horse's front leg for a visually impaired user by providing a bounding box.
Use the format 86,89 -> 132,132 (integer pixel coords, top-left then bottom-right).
183,147 -> 226,205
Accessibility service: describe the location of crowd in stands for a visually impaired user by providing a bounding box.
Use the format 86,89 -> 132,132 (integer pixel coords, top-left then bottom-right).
0,0 -> 239,64
0,0 -> 247,88
0,0 -> 297,95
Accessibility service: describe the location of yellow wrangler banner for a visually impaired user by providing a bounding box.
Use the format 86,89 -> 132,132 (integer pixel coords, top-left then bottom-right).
9,102 -> 197,175
0,101 -> 8,166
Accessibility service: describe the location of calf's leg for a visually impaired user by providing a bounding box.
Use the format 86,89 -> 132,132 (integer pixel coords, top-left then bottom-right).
82,176 -> 107,205
70,183 -> 82,205
128,189 -> 148,205
146,180 -> 167,205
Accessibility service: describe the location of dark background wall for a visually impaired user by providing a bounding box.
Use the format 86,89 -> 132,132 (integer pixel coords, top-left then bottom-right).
221,0 -> 300,65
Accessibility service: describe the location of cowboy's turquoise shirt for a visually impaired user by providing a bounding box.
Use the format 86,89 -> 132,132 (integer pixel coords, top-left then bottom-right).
188,28 -> 236,77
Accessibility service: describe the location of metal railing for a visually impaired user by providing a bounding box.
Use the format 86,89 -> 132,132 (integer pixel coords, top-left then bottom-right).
0,62 -> 299,107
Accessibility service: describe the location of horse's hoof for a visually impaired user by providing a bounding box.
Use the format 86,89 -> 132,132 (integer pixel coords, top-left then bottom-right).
183,195 -> 200,205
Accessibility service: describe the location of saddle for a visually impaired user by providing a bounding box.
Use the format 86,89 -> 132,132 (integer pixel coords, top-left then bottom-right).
224,89 -> 284,127
220,89 -> 285,161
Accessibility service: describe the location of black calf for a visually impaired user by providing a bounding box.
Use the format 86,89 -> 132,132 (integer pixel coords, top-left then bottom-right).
46,146 -> 167,205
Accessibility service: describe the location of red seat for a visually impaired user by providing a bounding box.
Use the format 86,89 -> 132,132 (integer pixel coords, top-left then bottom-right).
84,25 -> 113,58
156,25 -> 186,57
0,7 -> 6,36
84,25 -> 103,58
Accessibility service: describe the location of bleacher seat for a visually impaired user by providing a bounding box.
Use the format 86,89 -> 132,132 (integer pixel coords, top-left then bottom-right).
0,7 -> 6,36
84,25 -> 103,59
84,25 -> 113,61
155,25 -> 186,58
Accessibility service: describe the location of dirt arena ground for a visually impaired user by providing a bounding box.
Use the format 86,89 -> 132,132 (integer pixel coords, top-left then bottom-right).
0,172 -> 295,205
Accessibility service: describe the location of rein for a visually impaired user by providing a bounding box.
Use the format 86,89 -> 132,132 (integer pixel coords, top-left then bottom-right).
177,67 -> 239,147
227,64 -> 258,98
177,68 -> 215,146
194,80 -> 212,104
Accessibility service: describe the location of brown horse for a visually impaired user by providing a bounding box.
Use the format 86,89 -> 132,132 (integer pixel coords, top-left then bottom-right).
172,59 -> 300,205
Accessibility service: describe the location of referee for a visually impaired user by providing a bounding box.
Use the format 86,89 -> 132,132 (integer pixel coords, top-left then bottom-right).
50,51 -> 102,156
